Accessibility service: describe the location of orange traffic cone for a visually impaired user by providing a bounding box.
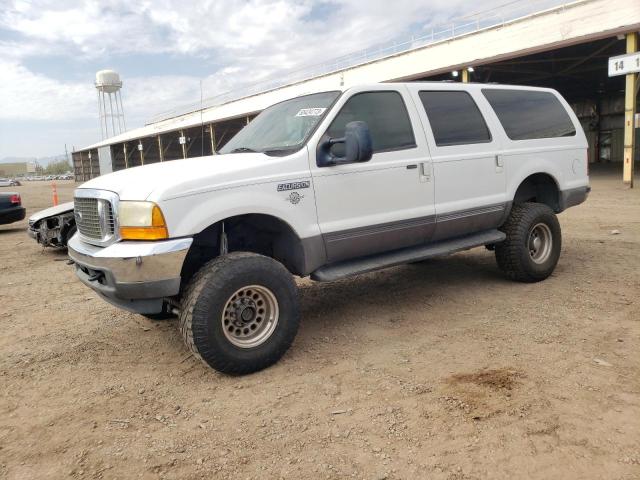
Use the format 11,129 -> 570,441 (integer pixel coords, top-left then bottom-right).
52,182 -> 59,206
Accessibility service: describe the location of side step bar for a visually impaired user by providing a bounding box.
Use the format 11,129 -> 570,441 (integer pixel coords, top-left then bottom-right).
311,229 -> 506,282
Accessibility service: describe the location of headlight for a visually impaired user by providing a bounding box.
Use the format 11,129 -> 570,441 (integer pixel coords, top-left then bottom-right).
119,201 -> 168,240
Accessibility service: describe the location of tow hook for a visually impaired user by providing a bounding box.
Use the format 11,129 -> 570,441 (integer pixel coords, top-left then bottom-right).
87,271 -> 105,282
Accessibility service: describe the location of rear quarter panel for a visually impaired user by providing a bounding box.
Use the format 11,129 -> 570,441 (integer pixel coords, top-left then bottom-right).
478,86 -> 589,201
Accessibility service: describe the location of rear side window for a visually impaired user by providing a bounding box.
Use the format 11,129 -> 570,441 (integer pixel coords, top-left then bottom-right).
482,89 -> 576,140
326,91 -> 416,153
418,91 -> 491,146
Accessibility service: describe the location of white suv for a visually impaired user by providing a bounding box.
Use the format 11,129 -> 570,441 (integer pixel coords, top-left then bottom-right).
68,82 -> 590,374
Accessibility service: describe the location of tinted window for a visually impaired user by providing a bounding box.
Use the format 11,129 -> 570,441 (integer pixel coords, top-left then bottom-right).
482,89 -> 576,140
326,91 -> 415,153
419,91 -> 491,146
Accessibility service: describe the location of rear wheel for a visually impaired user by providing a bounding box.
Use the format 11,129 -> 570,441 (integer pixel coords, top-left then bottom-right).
495,202 -> 561,282
179,252 -> 300,375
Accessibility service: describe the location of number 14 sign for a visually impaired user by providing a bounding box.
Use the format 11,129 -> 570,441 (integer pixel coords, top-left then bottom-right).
608,52 -> 640,77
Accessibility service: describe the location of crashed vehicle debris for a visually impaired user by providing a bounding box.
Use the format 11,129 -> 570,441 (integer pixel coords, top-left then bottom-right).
27,201 -> 76,248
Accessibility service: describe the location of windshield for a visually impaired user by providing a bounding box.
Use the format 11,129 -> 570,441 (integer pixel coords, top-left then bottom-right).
219,91 -> 340,155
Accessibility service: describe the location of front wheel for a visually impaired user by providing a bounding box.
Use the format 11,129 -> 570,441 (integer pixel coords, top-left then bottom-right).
495,202 -> 561,282
179,252 -> 300,375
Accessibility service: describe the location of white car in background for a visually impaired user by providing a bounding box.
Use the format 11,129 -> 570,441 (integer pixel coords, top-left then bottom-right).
0,178 -> 21,187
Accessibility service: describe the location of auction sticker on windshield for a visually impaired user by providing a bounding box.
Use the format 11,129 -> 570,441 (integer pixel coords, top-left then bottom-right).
295,108 -> 326,117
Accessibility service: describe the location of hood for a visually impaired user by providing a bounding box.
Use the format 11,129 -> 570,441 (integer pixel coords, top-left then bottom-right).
28,201 -> 74,222
76,152 -> 305,201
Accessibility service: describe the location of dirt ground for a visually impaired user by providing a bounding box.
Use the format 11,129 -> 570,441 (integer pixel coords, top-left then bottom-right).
1,168 -> 639,480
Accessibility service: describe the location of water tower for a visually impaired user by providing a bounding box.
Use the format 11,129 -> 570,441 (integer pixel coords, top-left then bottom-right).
95,69 -> 126,139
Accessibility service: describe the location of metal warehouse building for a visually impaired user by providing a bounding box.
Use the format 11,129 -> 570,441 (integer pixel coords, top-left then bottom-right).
73,0 -> 640,185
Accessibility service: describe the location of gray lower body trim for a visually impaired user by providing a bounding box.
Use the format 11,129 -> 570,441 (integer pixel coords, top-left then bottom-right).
559,185 -> 590,211
299,235 -> 328,275
433,203 -> 506,241
323,215 -> 436,263
312,229 -> 506,282
320,203 -> 506,264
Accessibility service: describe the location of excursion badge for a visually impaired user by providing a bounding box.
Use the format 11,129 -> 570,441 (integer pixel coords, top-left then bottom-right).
277,181 -> 310,192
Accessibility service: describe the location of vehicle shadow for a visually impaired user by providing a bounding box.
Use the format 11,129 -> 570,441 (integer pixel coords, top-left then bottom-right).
42,247 -> 70,257
0,227 -> 26,234
296,251 -> 506,334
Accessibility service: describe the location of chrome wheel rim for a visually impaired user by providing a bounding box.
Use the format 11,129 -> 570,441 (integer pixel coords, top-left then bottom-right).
222,285 -> 279,348
528,223 -> 553,264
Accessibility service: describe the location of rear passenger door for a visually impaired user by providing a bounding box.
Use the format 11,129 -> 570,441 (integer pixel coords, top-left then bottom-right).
309,86 -> 435,263
408,85 -> 507,241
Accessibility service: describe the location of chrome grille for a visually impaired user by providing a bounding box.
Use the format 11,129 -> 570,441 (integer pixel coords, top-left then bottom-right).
104,201 -> 115,234
74,196 -> 115,242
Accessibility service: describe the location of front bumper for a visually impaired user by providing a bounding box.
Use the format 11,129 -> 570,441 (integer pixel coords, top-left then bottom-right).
68,235 -> 193,314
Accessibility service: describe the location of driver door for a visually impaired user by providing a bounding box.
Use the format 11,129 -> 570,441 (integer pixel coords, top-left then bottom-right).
308,85 -> 435,263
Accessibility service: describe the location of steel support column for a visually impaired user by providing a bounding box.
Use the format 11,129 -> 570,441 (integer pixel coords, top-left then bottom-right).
158,135 -> 164,162
623,32 -> 637,187
180,130 -> 187,159
461,69 -> 469,83
210,124 -> 216,155
79,152 -> 85,181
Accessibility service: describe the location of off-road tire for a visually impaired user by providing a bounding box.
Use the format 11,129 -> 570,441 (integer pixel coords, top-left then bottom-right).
179,252 -> 300,375
495,202 -> 561,282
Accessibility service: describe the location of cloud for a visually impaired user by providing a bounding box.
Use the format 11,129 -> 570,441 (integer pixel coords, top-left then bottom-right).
0,0 -> 550,155
0,58 -> 201,123
0,59 -> 94,121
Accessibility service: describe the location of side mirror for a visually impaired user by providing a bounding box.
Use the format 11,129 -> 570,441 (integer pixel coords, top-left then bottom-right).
317,121 -> 373,167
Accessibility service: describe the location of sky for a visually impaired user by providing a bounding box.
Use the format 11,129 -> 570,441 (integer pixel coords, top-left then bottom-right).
0,0 -> 531,160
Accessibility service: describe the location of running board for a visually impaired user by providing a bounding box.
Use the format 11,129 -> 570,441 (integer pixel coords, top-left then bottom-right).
310,229 -> 506,282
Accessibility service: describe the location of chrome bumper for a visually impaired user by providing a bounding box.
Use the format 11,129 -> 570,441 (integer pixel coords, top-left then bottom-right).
67,234 -> 193,314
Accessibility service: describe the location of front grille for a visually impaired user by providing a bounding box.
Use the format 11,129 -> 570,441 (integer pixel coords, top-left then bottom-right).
74,197 -> 115,241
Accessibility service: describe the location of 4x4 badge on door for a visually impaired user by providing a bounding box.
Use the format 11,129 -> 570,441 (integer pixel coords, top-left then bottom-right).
286,192 -> 304,204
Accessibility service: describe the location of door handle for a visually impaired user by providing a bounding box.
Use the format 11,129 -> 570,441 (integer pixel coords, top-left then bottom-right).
495,155 -> 504,168
420,162 -> 431,183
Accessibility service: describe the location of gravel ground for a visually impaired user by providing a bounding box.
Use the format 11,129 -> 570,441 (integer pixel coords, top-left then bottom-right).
0,168 -> 638,480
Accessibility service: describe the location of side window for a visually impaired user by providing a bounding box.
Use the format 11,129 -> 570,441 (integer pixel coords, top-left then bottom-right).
418,91 -> 491,147
326,91 -> 416,153
482,89 -> 576,140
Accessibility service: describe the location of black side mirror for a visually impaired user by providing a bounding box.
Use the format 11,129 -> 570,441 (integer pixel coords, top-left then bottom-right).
317,121 -> 373,167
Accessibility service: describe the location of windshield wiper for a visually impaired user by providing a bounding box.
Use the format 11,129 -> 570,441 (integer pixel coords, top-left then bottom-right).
228,147 -> 257,154
262,146 -> 297,155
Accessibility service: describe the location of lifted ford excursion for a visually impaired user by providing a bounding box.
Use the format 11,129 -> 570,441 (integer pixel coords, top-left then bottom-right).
69,83 -> 589,374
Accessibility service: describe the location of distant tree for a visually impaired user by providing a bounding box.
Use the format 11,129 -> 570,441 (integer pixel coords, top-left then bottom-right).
43,159 -> 72,175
